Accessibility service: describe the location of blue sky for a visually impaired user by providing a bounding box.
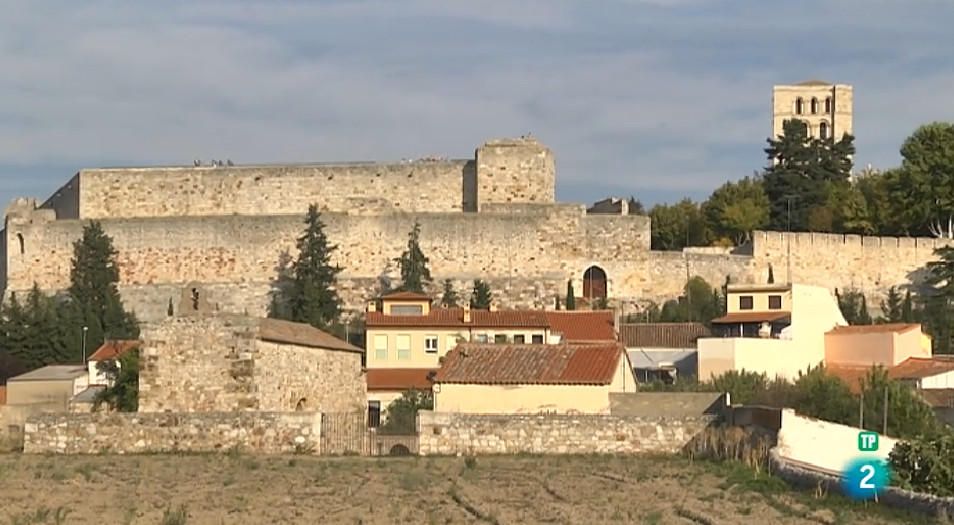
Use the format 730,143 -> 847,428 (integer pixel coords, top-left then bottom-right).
2,0 -> 954,209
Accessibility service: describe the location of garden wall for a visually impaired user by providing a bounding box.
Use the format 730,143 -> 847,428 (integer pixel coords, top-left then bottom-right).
23,411 -> 321,455
417,411 -> 715,456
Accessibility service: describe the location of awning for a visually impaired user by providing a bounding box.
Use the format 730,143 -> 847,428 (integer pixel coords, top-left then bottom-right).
710,311 -> 791,324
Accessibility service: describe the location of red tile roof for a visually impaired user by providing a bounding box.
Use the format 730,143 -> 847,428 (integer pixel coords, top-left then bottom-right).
545,311 -> 616,342
381,291 -> 432,301
89,340 -> 140,361
434,342 -> 625,386
919,389 -> 954,408
258,318 -> 363,353
366,307 -> 550,328
620,323 -> 711,348
0,385 -> 5,405
825,364 -> 873,394
366,368 -> 438,391
711,311 -> 791,324
827,323 -> 921,335
889,357 -> 954,380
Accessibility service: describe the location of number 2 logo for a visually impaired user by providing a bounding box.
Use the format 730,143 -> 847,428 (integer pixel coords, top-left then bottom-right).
859,464 -> 875,489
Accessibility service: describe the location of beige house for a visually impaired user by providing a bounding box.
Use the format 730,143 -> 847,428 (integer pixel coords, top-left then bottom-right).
825,324 -> 931,368
87,340 -> 140,386
364,291 -> 616,419
431,342 -> 636,414
697,283 -> 847,380
5,365 -> 89,409
139,314 -> 366,414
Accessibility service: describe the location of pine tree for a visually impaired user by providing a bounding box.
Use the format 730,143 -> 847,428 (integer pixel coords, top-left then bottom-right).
879,286 -> 904,323
923,246 -> 954,353
440,279 -> 460,307
284,204 -> 342,330
902,290 -> 916,323
68,221 -> 139,348
555,295 -> 561,310
836,288 -> 873,325
566,281 -> 576,310
767,264 -> 775,284
470,280 -> 492,309
394,221 -> 432,293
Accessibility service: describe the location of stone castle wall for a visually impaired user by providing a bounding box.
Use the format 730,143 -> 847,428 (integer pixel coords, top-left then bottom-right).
417,411 -> 715,456
23,411 -> 322,454
139,316 -> 366,413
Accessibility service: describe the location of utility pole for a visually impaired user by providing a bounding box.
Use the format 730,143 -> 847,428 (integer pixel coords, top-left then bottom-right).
786,196 -> 794,284
859,389 -> 864,429
883,385 -> 889,435
81,325 -> 89,365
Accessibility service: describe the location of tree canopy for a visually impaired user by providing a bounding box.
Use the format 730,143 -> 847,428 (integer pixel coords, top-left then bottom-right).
470,280 -> 492,309
277,204 -> 343,330
394,221 -> 432,293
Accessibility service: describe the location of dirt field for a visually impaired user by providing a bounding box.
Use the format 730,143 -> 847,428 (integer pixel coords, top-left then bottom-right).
0,453 -> 933,524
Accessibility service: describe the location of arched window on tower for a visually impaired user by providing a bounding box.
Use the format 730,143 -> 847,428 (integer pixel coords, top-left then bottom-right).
825,96 -> 832,113
582,266 -> 608,300
819,121 -> 829,140
810,97 -> 819,114
16,233 -> 24,255
794,97 -> 804,115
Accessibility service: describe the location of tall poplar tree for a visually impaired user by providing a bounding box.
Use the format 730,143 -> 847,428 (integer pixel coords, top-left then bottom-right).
394,221 -> 432,293
68,221 -> 139,352
285,204 -> 342,330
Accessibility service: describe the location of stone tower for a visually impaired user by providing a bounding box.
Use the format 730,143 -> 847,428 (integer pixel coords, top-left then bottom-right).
772,80 -> 853,141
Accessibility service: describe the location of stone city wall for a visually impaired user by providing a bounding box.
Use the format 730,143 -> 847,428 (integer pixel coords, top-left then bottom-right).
22,411 -> 322,455
417,411 -> 715,456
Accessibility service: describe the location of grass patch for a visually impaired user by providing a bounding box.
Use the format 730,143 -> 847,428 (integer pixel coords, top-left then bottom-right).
161,504 -> 188,525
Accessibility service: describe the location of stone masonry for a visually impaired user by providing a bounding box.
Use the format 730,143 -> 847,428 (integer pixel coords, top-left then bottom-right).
23,411 -> 321,454
417,411 -> 715,456
138,314 -> 366,414
2,136 -> 951,323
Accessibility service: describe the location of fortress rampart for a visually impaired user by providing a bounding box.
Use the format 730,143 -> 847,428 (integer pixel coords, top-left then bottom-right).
2,136 -> 950,322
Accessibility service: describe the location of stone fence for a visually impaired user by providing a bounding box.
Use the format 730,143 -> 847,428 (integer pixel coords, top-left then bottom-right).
23,411 -> 321,455
417,411 -> 715,456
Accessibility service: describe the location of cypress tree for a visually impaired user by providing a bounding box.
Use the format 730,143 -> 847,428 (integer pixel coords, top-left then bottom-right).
767,264 -> 775,284
555,295 -> 561,310
285,204 -> 342,330
394,221 -> 432,293
901,290 -> 915,323
68,221 -> 139,349
440,279 -> 460,307
470,280 -> 492,309
879,286 -> 904,323
566,280 -> 576,310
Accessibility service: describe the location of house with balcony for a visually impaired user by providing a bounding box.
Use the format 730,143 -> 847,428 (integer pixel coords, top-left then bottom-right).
697,283 -> 847,381
363,291 -> 616,423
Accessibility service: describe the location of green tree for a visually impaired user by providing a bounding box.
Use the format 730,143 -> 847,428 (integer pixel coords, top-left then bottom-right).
890,434 -> 954,497
276,205 -> 343,330
702,176 -> 769,245
710,370 -> 768,405
923,246 -> 954,353
440,279 -> 460,307
565,280 -> 576,310
626,196 -> 646,215
394,221 -> 432,293
860,367 -> 940,439
94,348 -> 140,412
788,365 -> 856,425
658,277 -> 723,324
379,389 -> 433,435
470,280 -> 492,309
649,199 -> 709,250
901,290 -> 916,323
878,286 -> 904,323
891,123 -> 954,237
762,119 -> 855,232
68,221 -> 139,348
835,288 -> 873,325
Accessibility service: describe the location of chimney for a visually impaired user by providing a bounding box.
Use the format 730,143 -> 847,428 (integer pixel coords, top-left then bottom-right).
489,303 -> 497,312
367,301 -> 377,313
463,303 -> 471,323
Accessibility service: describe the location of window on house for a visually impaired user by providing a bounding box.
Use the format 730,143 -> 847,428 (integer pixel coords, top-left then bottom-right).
819,121 -> 829,140
494,334 -> 508,344
794,97 -> 804,115
825,96 -> 832,113
396,335 -> 411,360
531,334 -> 544,344
390,304 -> 423,316
810,97 -> 819,114
368,401 -> 381,428
513,335 -> 525,344
739,296 -> 754,310
768,295 -> 782,310
475,334 -> 488,343
425,336 -> 438,353
374,335 -> 388,361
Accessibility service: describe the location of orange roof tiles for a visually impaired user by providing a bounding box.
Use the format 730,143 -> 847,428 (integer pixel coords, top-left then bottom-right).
89,340 -> 140,361
620,323 -> 711,348
366,368 -> 438,391
889,357 -> 954,380
366,307 -> 549,328
711,311 -> 791,324
434,342 -> 625,385
919,389 -> 954,408
0,385 -> 5,405
825,364 -> 873,394
544,311 -> 616,342
258,318 -> 363,353
381,291 -> 432,301
827,323 -> 921,335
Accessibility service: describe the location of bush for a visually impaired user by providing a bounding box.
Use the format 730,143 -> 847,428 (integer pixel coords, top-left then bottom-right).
889,434 -> 954,497
379,389 -> 433,435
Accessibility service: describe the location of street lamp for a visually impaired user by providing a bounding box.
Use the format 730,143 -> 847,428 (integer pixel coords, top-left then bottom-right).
82,326 -> 89,365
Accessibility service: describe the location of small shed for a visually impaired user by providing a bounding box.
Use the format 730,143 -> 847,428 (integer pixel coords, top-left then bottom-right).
6,365 -> 89,409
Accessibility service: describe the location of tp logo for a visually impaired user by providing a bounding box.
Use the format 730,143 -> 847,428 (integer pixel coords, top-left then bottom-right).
843,432 -> 889,500
858,431 -> 879,452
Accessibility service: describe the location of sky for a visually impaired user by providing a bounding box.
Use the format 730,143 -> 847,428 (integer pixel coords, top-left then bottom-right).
2,0 -> 954,209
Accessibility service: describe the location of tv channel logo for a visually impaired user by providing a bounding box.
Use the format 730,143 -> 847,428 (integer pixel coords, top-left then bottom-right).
843,432 -> 889,500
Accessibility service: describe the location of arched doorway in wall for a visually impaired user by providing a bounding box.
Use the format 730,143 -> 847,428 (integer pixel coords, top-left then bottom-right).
582,266 -> 608,300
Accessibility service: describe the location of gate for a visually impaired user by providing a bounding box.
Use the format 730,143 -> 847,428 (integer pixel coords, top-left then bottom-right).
320,412 -> 369,455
